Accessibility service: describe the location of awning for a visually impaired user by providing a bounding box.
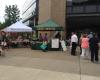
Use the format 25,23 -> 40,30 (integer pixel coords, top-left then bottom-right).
2,21 -> 32,32
35,19 -> 63,31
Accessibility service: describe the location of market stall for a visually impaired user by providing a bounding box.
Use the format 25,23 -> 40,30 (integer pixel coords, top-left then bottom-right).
2,21 -> 33,48
31,19 -> 64,51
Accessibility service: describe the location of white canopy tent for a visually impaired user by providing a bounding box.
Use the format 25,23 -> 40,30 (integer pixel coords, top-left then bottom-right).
3,21 -> 32,32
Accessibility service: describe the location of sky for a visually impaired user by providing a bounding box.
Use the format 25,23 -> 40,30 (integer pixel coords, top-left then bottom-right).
0,0 -> 26,23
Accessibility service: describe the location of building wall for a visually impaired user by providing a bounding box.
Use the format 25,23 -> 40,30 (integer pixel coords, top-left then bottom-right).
38,0 -> 51,23
51,0 -> 66,28
51,0 -> 66,38
39,0 -> 66,27
23,0 -> 66,28
22,0 -> 36,21
38,0 -> 66,38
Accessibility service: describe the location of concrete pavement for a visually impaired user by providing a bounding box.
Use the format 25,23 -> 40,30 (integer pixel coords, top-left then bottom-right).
0,48 -> 99,80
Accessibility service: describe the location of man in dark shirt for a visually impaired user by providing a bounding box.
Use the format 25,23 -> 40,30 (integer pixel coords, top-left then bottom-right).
89,33 -> 99,63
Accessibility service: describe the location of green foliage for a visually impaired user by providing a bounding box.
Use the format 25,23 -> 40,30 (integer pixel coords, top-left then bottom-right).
0,5 -> 20,30
4,4 -> 20,27
0,22 -> 6,29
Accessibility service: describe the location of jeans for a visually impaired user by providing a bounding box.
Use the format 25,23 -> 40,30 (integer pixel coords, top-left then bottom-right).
71,42 -> 77,56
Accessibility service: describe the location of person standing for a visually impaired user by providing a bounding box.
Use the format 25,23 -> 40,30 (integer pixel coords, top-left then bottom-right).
39,33 -> 43,42
89,33 -> 99,63
55,32 -> 61,40
71,32 -> 78,56
79,33 -> 83,54
81,33 -> 89,58
43,33 -> 48,42
0,31 -> 7,56
42,33 -> 48,51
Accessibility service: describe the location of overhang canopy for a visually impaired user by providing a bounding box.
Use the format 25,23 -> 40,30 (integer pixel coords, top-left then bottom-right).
35,19 -> 63,31
3,21 -> 32,32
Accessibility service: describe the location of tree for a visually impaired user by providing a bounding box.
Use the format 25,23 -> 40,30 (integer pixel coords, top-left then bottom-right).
4,5 -> 20,27
0,22 -> 5,29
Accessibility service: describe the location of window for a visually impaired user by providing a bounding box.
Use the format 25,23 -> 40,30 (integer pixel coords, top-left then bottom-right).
66,0 -> 100,14
72,0 -> 100,5
67,7 -> 72,14
85,5 -> 96,13
72,0 -> 88,5
72,6 -> 84,13
67,0 -> 72,6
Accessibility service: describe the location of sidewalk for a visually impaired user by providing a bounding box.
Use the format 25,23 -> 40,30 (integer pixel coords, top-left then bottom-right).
0,48 -> 99,80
